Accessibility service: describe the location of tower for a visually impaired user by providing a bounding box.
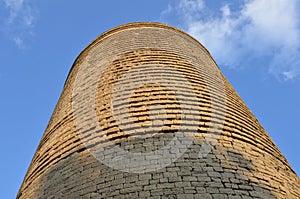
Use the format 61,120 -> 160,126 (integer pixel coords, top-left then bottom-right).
17,22 -> 300,198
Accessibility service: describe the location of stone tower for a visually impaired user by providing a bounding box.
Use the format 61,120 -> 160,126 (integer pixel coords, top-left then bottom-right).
17,22 -> 300,198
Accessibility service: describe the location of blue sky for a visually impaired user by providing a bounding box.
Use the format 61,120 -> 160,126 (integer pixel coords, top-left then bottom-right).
0,0 -> 299,198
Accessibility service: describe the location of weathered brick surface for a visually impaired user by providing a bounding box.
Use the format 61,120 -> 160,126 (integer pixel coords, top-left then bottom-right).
17,22 -> 300,198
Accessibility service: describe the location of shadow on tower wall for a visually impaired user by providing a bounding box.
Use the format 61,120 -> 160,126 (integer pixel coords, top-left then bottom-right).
20,139 -> 278,199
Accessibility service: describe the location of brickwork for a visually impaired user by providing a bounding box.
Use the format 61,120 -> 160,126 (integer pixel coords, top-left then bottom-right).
17,22 -> 300,198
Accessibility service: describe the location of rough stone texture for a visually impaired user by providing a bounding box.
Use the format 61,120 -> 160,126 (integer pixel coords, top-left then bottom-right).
17,22 -> 300,198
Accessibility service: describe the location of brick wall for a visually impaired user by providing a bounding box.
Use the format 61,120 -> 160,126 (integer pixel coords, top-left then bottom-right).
17,22 -> 300,199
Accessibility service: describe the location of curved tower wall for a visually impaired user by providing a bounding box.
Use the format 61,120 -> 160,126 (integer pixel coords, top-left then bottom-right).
17,23 -> 300,198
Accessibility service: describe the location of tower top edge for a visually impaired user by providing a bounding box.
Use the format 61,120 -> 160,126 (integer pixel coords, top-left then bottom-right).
83,22 -> 213,56
65,22 -> 218,86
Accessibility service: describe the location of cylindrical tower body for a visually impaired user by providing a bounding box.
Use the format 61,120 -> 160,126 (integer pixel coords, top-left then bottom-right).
17,23 -> 300,198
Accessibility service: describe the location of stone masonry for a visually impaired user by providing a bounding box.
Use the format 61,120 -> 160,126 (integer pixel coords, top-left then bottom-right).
17,22 -> 300,198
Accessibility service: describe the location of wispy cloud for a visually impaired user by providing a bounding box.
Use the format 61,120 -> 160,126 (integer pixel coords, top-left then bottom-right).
13,36 -> 24,49
164,0 -> 300,81
2,0 -> 37,48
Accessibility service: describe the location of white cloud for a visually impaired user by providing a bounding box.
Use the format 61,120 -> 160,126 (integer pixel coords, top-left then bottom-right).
161,4 -> 173,17
13,36 -> 24,49
170,0 -> 300,80
178,0 -> 205,20
3,0 -> 24,23
2,0 -> 37,48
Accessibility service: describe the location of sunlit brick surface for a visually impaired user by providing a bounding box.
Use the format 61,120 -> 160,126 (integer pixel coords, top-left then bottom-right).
17,23 -> 300,199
